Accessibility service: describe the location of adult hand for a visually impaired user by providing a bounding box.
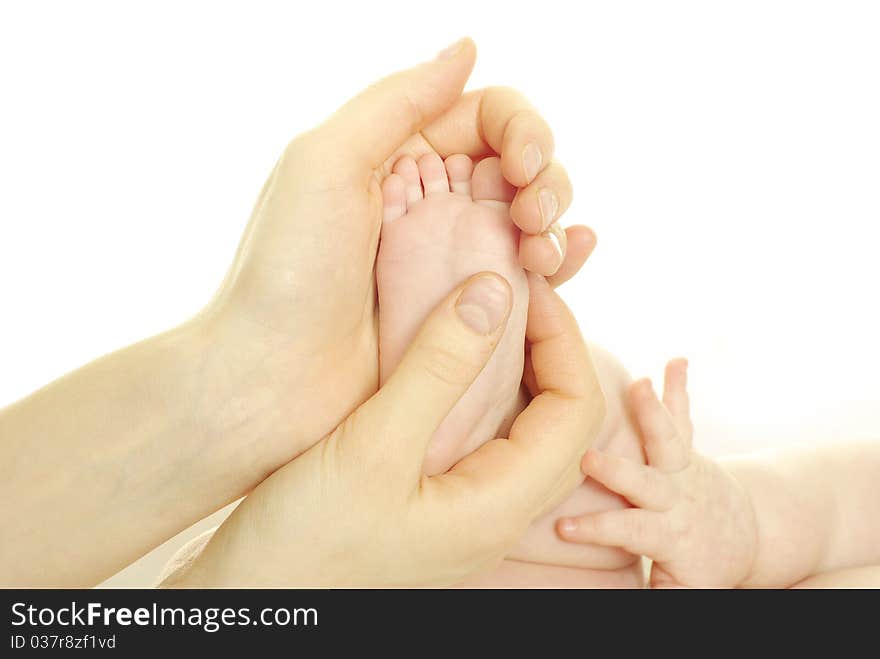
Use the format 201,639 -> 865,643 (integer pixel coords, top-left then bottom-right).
164,272 -> 605,587
0,39 -> 594,586
202,38 -> 595,491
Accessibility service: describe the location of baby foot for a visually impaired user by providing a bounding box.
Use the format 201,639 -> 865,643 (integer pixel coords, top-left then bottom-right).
377,153 -> 533,475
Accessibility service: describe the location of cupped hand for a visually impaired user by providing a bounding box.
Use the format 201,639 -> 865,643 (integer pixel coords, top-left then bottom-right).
195,39 -> 596,495
166,272 -> 604,587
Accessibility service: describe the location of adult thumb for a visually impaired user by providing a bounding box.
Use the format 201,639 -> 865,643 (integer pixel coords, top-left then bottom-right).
315,38 -> 476,171
355,272 -> 512,474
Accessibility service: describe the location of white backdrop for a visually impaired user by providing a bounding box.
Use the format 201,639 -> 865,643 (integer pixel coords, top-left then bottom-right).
2,1 -> 878,586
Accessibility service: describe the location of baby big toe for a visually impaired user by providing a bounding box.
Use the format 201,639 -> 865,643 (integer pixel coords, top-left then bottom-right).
472,156 -> 517,205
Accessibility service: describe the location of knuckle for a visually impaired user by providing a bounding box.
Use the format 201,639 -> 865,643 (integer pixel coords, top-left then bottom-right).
629,514 -> 649,541
508,109 -> 554,150
556,179 -> 573,207
508,107 -> 543,129
669,517 -> 688,548
416,340 -> 482,388
526,114 -> 554,150
672,443 -> 691,470
332,413 -> 377,474
281,130 -> 317,164
600,455 -> 620,479
592,514 -> 612,537
400,90 -> 427,132
335,411 -> 399,483
485,85 -> 524,105
280,129 -> 347,184
645,469 -> 666,498
548,162 -> 572,193
669,479 -> 683,500
661,428 -> 679,447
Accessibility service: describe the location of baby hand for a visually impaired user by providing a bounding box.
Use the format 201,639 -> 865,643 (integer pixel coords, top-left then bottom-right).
557,359 -> 758,588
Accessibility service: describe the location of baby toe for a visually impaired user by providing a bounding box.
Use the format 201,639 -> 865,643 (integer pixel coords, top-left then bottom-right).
472,156 -> 517,205
393,156 -> 423,205
418,153 -> 450,196
445,154 -> 474,195
382,174 -> 407,223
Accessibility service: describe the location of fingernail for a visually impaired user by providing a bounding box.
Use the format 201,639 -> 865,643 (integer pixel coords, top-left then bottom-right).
538,188 -> 558,229
523,143 -> 542,182
456,275 -> 511,335
542,223 -> 566,263
559,518 -> 578,535
436,38 -> 465,61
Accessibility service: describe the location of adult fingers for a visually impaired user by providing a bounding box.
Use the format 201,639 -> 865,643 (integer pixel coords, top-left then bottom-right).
291,38 -> 477,177
546,225 -> 597,288
509,160 -> 572,234
418,87 -> 555,187
518,222 -> 567,277
519,224 -> 597,287
439,273 -> 605,532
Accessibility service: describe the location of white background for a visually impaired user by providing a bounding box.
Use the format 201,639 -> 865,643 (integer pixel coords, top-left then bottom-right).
1,1 -> 878,586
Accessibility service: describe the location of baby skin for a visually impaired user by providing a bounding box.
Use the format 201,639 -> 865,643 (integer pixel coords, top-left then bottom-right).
557,360 -> 880,588
378,153 -> 646,587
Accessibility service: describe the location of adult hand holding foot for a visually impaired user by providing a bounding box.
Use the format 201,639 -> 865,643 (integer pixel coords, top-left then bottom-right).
162,272 -> 603,587
0,39 -> 594,586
